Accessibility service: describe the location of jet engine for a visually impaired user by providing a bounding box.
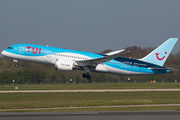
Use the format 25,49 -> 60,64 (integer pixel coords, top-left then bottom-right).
55,59 -> 74,71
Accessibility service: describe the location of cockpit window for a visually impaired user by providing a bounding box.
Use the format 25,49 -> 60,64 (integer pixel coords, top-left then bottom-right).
7,47 -> 13,49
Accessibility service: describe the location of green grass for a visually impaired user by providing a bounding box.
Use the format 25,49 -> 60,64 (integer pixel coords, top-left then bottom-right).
0,83 -> 180,90
0,91 -> 180,109
0,83 -> 180,112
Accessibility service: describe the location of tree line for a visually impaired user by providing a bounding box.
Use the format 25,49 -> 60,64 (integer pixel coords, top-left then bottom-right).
0,46 -> 180,84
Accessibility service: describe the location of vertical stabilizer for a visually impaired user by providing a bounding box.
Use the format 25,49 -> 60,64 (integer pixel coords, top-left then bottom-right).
139,38 -> 178,66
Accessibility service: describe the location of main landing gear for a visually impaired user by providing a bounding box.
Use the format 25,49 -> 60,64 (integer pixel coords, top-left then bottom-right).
13,59 -> 19,68
82,73 -> 91,80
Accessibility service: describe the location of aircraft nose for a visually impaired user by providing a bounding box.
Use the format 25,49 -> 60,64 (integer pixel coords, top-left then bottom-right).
1,50 -> 5,56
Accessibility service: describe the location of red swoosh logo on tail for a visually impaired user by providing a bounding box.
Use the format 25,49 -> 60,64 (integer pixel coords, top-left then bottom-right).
155,52 -> 167,61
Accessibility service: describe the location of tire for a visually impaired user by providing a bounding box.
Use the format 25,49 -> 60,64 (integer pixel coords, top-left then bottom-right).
86,75 -> 91,80
82,73 -> 87,78
15,64 -> 19,68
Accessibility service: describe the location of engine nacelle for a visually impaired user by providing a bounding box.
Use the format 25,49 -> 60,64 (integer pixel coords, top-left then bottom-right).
55,59 -> 74,71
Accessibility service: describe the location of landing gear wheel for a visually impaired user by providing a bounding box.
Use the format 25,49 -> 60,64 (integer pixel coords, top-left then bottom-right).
82,73 -> 87,78
15,64 -> 19,68
86,75 -> 91,80
82,73 -> 91,80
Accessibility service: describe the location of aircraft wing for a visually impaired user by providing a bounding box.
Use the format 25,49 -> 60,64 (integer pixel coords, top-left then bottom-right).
75,49 -> 130,66
104,49 -> 125,56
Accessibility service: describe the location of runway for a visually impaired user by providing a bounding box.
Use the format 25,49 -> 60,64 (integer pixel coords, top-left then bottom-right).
0,89 -> 180,93
1,111 -> 180,120
0,104 -> 180,111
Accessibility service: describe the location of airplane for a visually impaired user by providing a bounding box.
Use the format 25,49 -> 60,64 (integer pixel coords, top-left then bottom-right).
1,38 -> 178,80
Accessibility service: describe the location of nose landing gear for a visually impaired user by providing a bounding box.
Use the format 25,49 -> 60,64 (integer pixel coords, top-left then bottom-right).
13,59 -> 19,68
15,64 -> 19,68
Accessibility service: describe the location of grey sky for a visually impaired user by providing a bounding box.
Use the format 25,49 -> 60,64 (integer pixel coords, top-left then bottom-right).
0,0 -> 180,57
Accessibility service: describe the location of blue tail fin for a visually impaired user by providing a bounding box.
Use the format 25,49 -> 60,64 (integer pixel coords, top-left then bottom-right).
139,38 -> 178,66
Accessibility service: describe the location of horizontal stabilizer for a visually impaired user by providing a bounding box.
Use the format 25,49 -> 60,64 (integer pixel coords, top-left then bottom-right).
148,67 -> 176,70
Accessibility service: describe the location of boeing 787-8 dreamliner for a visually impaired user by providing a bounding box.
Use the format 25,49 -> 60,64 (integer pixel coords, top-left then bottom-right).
1,38 -> 178,80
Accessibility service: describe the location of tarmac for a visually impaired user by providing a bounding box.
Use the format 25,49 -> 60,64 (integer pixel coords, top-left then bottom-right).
0,104 -> 180,111
1,111 -> 180,120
